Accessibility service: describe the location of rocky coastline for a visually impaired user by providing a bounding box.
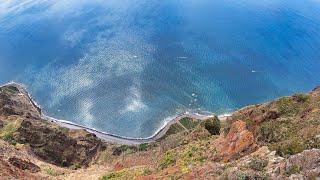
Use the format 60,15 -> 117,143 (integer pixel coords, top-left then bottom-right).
1,82 -> 224,144
1,82 -> 320,179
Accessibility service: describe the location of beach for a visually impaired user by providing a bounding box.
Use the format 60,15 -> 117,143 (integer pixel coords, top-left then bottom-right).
1,82 -> 232,144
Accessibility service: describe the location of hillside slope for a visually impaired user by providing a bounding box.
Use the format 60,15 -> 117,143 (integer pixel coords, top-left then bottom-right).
0,84 -> 320,179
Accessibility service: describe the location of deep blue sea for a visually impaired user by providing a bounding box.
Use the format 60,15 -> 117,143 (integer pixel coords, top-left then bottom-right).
0,0 -> 320,137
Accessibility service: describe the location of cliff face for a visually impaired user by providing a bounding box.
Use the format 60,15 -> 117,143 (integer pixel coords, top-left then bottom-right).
0,84 -> 104,179
96,87 -> 320,179
229,86 -> 320,158
0,85 -> 41,119
0,83 -> 320,179
14,119 -> 104,167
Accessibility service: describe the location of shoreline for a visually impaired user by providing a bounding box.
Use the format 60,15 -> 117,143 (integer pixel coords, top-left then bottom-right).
1,82 -> 232,145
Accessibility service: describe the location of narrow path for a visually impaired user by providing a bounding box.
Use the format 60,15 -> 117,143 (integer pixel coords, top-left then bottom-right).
177,121 -> 188,131
46,112 -> 217,145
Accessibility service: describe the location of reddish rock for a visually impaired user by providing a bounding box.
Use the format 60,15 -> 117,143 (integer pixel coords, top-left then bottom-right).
114,162 -> 124,171
137,175 -> 156,180
217,120 -> 257,161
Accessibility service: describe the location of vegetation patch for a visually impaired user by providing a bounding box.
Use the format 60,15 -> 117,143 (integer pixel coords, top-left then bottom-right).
0,119 -> 21,145
257,121 -> 284,143
245,119 -> 256,130
276,95 -> 310,116
276,97 -> 299,115
43,166 -> 65,176
101,167 -> 144,180
177,144 -> 207,173
202,117 -> 221,135
180,118 -> 199,130
223,122 -> 231,136
112,145 -> 138,156
274,138 -> 306,157
142,168 -> 153,176
285,165 -> 301,176
1,86 -> 20,94
257,117 -> 314,157
138,143 -> 148,151
159,151 -> 176,169
248,156 -> 268,171
235,170 -> 250,180
162,123 -> 185,139
293,93 -> 310,103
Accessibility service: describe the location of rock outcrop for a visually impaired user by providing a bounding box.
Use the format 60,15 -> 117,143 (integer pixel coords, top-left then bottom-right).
272,149 -> 320,179
0,139 -> 42,179
1,83 -> 320,179
8,157 -> 40,173
14,118 -> 104,167
217,120 -> 257,161
0,84 -> 41,119
0,84 -> 104,169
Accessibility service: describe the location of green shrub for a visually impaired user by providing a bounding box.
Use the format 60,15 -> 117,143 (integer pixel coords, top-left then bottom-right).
257,121 -> 282,143
203,117 -> 220,135
159,151 -> 176,169
258,119 -> 308,157
276,94 -> 309,116
248,156 -> 268,171
177,144 -> 207,172
2,86 -> 19,94
275,139 -> 305,157
112,145 -> 137,156
0,120 -> 20,145
3,133 -> 17,145
293,93 -> 310,103
223,123 -> 231,136
180,118 -> 199,130
138,143 -> 148,151
101,168 -> 144,179
70,163 -> 81,170
102,171 -> 124,180
142,168 -> 152,176
235,171 -> 250,180
245,119 -> 256,129
164,124 -> 185,138
276,97 -> 298,115
60,127 -> 69,134
285,165 -> 301,176
43,167 -> 65,176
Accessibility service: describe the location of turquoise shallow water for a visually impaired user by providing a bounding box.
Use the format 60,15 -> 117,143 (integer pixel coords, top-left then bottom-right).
0,0 -> 320,137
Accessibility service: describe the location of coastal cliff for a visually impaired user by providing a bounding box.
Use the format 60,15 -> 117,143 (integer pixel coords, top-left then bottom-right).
0,83 -> 320,179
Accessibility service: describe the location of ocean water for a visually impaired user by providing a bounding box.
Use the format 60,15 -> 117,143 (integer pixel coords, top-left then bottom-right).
0,0 -> 320,138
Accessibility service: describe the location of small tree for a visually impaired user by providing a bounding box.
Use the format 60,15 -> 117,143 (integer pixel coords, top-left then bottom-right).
203,116 -> 221,135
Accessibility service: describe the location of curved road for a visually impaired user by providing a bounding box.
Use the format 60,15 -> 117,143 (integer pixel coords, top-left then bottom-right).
1,82 -> 230,145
